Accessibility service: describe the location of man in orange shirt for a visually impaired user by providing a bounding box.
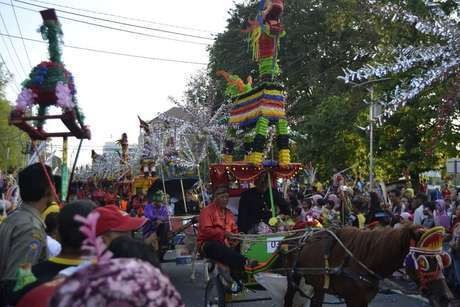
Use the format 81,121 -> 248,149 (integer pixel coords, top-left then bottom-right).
197,185 -> 248,279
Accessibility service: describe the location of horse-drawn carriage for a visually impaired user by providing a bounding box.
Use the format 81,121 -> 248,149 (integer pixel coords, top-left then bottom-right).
204,162 -> 307,306
202,164 -> 456,307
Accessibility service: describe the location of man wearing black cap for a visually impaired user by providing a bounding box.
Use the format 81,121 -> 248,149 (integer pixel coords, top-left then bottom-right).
237,173 -> 289,233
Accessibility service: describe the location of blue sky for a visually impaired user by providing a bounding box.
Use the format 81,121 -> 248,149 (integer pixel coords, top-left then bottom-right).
0,0 -> 241,165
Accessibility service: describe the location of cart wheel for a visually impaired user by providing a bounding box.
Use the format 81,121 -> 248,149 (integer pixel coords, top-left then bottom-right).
204,276 -> 226,307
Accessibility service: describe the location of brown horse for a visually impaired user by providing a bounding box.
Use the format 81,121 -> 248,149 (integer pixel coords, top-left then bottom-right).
283,225 -> 455,307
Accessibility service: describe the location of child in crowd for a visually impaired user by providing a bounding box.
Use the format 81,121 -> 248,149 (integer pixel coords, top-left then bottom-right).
394,212 -> 413,229
421,202 -> 436,228
295,198 -> 312,223
308,195 -> 323,220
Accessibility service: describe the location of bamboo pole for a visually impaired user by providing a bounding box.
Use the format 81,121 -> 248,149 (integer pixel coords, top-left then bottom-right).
196,164 -> 206,207
180,178 -> 188,214
61,137 -> 68,202
66,139 -> 83,202
267,171 -> 276,218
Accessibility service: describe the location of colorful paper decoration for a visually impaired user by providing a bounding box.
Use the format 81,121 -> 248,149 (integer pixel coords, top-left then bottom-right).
9,9 -> 90,140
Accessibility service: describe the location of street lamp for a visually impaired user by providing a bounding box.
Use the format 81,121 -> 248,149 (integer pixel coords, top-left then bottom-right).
351,78 -> 390,192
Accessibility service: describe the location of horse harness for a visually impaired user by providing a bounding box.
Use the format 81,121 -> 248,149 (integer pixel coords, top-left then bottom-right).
283,228 -> 383,298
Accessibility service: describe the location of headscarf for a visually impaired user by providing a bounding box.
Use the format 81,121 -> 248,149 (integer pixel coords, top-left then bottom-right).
400,212 -> 413,222
434,199 -> 451,230
49,258 -> 184,307
310,194 -> 323,206
327,194 -> 340,209
404,188 -> 415,199
48,209 -> 183,307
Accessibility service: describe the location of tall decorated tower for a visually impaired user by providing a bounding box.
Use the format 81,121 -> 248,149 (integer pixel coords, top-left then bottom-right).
211,0 -> 300,220
218,0 -> 290,166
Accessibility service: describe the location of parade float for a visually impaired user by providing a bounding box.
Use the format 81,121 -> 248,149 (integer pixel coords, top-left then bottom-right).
205,1 -> 312,305
9,9 -> 90,202
211,0 -> 301,234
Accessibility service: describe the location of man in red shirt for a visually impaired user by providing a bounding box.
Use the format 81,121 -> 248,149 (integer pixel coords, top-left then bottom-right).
197,185 -> 249,279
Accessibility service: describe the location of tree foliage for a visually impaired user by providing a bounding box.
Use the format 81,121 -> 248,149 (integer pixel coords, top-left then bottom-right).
0,66 -> 28,171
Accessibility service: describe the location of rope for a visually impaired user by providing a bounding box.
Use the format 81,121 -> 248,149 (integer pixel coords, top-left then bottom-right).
228,228 -> 322,243
324,229 -> 383,280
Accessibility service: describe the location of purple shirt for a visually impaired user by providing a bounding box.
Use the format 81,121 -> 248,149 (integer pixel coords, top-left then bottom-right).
144,203 -> 169,221
143,203 -> 169,238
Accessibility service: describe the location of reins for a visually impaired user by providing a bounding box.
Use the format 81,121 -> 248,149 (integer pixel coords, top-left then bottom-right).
323,229 -> 384,281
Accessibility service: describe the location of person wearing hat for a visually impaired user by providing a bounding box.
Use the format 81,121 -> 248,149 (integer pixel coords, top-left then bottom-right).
237,173 -> 290,233
143,190 -> 169,259
41,201 -> 62,258
95,205 -> 147,245
198,185 -> 255,284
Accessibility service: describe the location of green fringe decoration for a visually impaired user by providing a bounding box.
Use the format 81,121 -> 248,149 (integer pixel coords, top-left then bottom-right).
225,83 -> 240,97
36,105 -> 47,129
40,20 -> 63,63
259,57 -> 280,77
249,25 -> 262,61
277,119 -> 288,135
255,117 -> 269,137
75,105 -> 85,123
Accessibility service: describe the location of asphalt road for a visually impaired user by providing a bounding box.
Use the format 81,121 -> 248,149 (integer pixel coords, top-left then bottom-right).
162,260 -> 431,307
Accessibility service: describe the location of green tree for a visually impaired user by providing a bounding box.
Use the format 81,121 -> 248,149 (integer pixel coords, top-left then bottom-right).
0,66 -> 27,171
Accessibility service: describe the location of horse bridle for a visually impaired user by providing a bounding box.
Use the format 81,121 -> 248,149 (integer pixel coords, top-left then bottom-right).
279,228 -> 383,300
281,228 -> 454,305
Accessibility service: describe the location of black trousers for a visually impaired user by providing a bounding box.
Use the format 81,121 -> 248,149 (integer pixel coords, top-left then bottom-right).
157,223 -> 169,247
202,241 -> 246,271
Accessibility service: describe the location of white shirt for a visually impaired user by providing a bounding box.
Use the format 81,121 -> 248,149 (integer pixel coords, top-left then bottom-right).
47,235 -> 62,257
414,206 -> 425,225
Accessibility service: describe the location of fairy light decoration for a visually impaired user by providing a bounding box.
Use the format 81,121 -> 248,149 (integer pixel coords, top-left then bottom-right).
339,0 -> 460,128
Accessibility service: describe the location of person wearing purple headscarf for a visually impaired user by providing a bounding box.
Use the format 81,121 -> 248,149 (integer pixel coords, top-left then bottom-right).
434,199 -> 451,231
49,258 -> 184,307
143,191 -> 169,259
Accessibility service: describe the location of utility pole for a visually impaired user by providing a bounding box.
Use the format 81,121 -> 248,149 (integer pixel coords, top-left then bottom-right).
351,78 -> 389,192
369,87 -> 374,192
